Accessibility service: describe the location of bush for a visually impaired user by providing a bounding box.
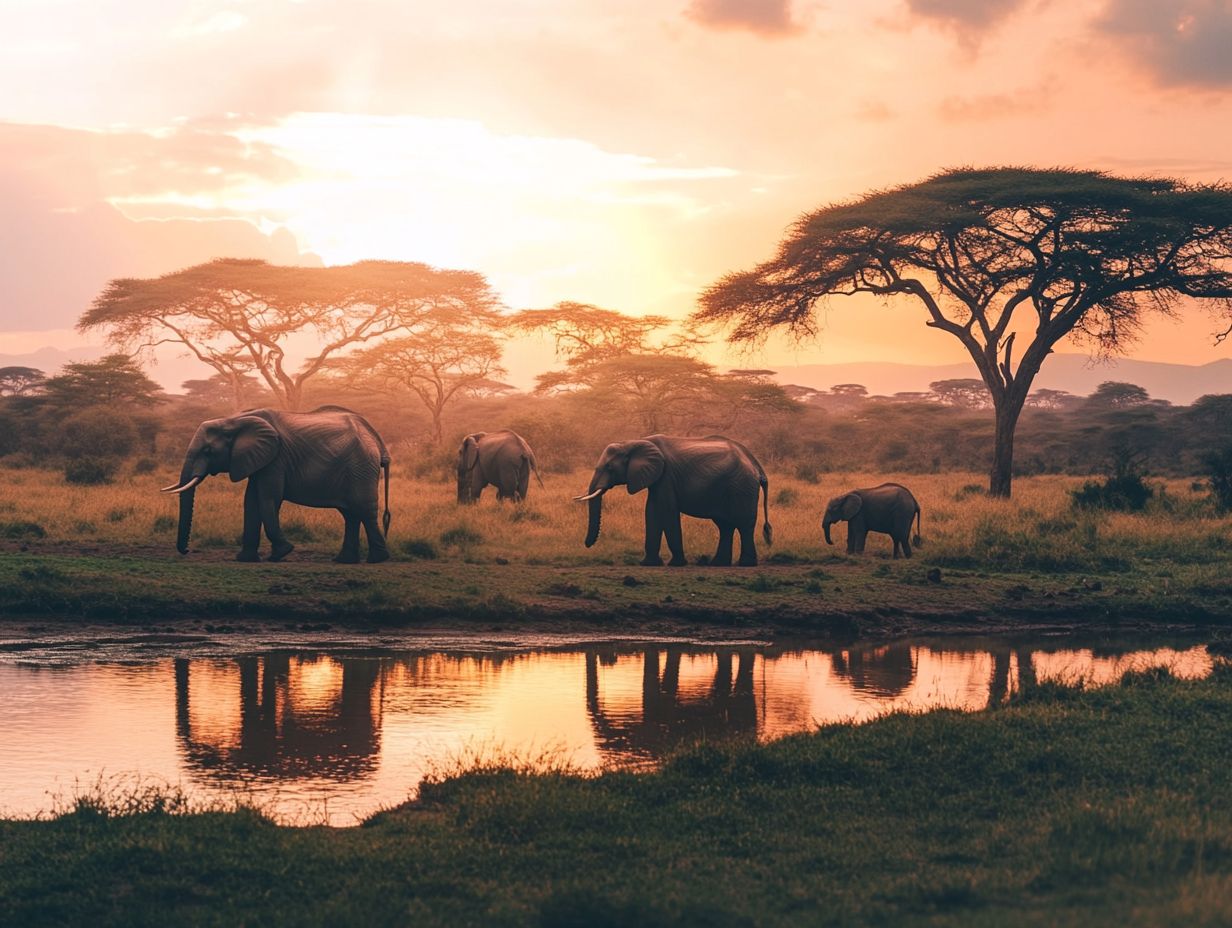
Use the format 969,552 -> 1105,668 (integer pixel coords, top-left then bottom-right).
1205,447 -> 1232,514
282,520 -> 316,543
774,487 -> 799,506
441,526 -> 483,549
59,408 -> 139,461
1071,474 -> 1154,512
0,520 -> 45,539
64,458 -> 119,485
152,516 -> 176,533
399,538 -> 439,559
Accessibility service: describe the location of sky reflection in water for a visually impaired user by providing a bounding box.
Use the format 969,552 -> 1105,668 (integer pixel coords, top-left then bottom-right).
0,639 -> 1214,825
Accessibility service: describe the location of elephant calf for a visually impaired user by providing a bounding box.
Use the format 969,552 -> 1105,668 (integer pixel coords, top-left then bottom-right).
457,430 -> 544,503
823,483 -> 921,558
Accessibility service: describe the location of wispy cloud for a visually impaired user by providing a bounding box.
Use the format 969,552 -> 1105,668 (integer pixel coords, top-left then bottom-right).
1095,0 -> 1232,88
686,0 -> 800,36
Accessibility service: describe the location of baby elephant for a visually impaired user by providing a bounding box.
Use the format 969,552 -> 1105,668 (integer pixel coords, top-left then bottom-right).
823,483 -> 921,558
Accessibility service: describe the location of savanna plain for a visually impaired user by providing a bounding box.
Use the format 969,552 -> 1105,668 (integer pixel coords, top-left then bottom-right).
3,462 -> 1232,926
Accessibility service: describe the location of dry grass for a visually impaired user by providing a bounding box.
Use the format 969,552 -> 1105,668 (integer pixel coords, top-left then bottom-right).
0,462 -> 1226,571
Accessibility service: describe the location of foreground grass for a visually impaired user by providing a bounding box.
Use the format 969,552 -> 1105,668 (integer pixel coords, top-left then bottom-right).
1,467 -> 1230,631
2,667 -> 1231,926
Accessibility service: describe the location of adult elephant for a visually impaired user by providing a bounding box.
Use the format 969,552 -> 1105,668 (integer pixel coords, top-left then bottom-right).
822,483 -> 921,558
457,429 -> 544,503
161,405 -> 391,563
576,435 -> 771,567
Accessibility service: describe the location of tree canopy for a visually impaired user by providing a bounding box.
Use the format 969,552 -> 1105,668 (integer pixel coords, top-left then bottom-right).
80,259 -> 499,410
339,307 -> 507,443
697,167 -> 1232,496
41,354 -> 163,409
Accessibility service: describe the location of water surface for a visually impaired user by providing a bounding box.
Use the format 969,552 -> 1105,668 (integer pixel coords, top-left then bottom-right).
0,632 -> 1214,825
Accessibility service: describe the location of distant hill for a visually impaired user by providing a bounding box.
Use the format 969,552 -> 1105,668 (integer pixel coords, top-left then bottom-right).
766,354 -> 1232,406
0,345 -> 104,373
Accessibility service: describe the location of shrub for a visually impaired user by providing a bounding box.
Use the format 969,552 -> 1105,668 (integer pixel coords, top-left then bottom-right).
0,520 -> 46,539
441,525 -> 483,549
152,515 -> 176,533
59,408 -> 139,462
1071,474 -> 1154,512
774,487 -> 799,506
399,538 -> 439,559
65,458 -> 119,485
1205,447 -> 1232,514
106,508 -> 133,523
132,457 -> 159,475
282,520 -> 316,543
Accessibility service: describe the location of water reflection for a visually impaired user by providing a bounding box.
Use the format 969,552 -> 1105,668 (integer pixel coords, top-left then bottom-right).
0,637 -> 1217,825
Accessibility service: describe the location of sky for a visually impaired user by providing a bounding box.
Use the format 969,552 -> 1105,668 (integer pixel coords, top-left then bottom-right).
2,0 -> 1232,388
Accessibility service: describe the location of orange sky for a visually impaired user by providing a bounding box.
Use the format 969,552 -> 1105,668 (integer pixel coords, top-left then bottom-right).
2,0 -> 1232,384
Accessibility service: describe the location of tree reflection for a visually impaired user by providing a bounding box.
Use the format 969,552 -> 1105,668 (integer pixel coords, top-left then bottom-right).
584,648 -> 759,765
174,655 -> 383,782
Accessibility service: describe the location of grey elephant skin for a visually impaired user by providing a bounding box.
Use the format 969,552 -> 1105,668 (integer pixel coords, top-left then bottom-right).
456,430 -> 544,503
823,483 -> 921,558
163,405 -> 391,564
578,435 -> 771,567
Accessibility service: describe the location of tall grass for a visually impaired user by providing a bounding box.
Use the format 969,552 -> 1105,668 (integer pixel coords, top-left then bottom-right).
0,461 -> 1227,572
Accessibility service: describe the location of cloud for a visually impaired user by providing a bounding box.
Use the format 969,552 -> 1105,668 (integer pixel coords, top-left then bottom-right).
904,0 -> 1031,41
0,122 -> 317,331
1095,0 -> 1232,88
686,0 -> 800,35
937,81 -> 1055,121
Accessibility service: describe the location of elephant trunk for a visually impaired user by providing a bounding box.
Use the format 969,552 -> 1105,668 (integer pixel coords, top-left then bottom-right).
581,470 -> 610,548
176,486 -> 196,555
585,494 -> 604,548
823,518 -> 834,546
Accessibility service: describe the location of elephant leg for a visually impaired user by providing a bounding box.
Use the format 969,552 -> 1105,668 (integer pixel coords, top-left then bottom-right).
361,510 -> 390,563
334,510 -> 361,564
900,535 -> 912,558
237,481 -> 262,562
737,524 -> 758,567
262,497 -> 295,562
640,498 -> 664,566
892,537 -> 901,559
846,525 -> 856,555
516,460 -> 530,502
855,530 -> 867,554
711,522 -> 734,567
664,510 -> 686,567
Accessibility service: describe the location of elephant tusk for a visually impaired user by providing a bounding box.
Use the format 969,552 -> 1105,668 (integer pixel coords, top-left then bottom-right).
162,475 -> 204,494
574,488 -> 606,502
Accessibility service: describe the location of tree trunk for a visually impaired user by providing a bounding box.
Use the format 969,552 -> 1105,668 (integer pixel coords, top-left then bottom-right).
989,395 -> 1026,498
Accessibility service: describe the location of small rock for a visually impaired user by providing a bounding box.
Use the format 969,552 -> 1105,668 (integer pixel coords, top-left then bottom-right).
1084,579 -> 1103,592
663,595 -> 674,603
494,557 -> 509,565
926,568 -> 942,584
622,575 -> 641,587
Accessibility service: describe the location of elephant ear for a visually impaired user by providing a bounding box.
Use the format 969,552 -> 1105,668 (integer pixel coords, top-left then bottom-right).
626,441 -> 665,494
461,434 -> 483,471
840,493 -> 863,520
229,416 -> 281,482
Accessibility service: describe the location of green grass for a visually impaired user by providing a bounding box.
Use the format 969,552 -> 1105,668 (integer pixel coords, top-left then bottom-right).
2,668 -> 1231,926
0,467 -> 1230,631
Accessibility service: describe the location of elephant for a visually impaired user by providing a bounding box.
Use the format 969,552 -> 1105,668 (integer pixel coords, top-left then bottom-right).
456,429 -> 544,503
822,483 -> 921,558
161,405 -> 391,564
576,435 -> 771,567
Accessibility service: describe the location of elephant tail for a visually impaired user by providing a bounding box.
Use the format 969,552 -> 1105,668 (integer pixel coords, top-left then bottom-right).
761,474 -> 773,546
912,504 -> 922,547
529,454 -> 545,490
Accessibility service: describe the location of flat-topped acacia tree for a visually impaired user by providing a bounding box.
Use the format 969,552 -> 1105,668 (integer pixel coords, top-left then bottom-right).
80,259 -> 498,410
696,167 -> 1232,497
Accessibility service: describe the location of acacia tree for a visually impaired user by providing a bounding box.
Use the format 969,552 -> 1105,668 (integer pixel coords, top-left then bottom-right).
697,168 -> 1232,496
0,366 -> 45,397
80,259 -> 498,410
340,308 -> 506,443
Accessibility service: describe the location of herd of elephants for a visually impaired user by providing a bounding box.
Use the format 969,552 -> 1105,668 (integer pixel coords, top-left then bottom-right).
160,405 -> 923,566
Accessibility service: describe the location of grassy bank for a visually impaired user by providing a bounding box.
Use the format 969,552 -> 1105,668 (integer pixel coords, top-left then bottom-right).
1,467 -> 1230,633
2,667 -> 1230,926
